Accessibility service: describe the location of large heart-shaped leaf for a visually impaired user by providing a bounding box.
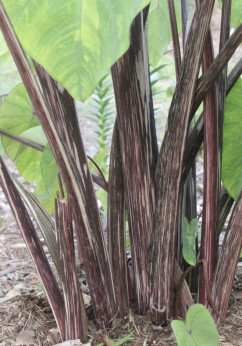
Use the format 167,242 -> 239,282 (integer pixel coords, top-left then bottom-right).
15,146 -> 44,184
0,137 -> 4,156
171,304 -> 220,346
0,83 -> 59,214
20,126 -> 47,147
34,177 -> 62,215
147,0 -> 181,66
2,0 -> 150,101
0,32 -> 21,94
40,144 -> 59,195
0,83 -> 41,160
222,78 -> 242,200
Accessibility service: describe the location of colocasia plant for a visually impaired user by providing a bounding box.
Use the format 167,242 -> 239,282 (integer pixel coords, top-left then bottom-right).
0,0 -> 241,344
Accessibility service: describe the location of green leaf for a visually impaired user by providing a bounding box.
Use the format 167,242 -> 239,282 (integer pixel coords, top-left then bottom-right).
222,78 -> 242,200
96,188 -> 108,218
88,149 -> 108,177
171,304 -> 220,346
3,0 -> 150,101
88,150 -> 108,215
40,145 -> 59,194
218,0 -> 242,29
0,83 -> 59,214
113,332 -> 133,346
15,147 -> 44,184
182,217 -> 197,266
126,236 -> 131,250
97,332 -> 133,346
147,0 -> 181,66
0,137 -> 4,156
0,83 -> 40,160
34,177 -> 61,215
39,282 -> 46,295
0,84 -> 45,185
20,126 -> 47,147
0,32 -> 21,94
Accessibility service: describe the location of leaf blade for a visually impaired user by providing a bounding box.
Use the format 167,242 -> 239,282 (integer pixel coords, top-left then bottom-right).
222,78 -> 242,199
3,0 -> 151,101
171,304 -> 220,346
